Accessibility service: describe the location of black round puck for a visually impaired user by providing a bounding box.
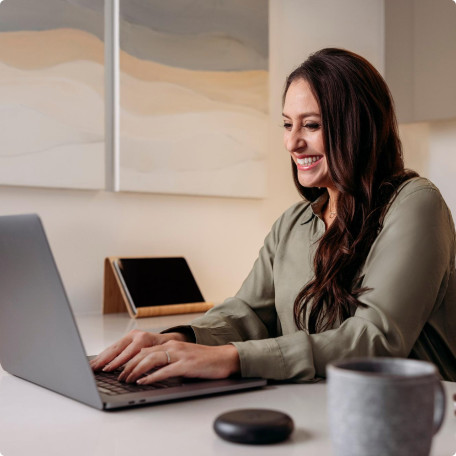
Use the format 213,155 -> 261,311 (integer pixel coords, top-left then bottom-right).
213,408 -> 294,444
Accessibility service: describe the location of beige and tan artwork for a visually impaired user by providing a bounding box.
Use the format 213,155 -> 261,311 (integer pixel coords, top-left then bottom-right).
0,0 -> 105,190
119,0 -> 269,198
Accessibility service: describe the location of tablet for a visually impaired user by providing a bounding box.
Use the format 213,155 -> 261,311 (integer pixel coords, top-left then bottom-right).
113,257 -> 205,315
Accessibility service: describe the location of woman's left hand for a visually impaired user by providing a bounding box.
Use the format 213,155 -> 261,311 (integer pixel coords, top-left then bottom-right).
117,340 -> 241,384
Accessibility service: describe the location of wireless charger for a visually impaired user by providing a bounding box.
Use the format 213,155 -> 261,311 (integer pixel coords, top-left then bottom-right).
213,409 -> 294,444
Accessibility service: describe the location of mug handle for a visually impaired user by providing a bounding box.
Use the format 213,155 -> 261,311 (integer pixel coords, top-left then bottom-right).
433,380 -> 446,434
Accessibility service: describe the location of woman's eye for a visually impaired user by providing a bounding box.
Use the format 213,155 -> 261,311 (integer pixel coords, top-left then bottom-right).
303,123 -> 321,130
282,121 -> 320,131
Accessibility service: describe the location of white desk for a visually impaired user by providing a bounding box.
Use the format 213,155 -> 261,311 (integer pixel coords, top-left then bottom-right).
0,312 -> 455,456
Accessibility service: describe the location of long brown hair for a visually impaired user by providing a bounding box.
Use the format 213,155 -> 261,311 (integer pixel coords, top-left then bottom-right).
286,48 -> 418,333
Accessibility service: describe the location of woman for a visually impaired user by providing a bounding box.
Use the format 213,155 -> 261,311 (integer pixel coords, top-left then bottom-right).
91,48 -> 456,383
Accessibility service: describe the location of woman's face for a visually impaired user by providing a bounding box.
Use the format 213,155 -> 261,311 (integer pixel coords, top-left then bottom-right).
282,79 -> 333,190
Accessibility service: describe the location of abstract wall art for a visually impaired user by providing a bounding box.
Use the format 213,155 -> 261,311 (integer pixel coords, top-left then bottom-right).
0,0 -> 268,198
0,0 -> 105,189
118,0 -> 268,198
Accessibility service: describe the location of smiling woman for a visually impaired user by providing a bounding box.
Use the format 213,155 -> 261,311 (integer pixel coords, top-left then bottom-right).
91,48 -> 456,385
282,79 -> 331,201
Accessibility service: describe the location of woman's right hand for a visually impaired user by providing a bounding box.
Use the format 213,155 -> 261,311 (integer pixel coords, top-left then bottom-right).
89,329 -> 188,372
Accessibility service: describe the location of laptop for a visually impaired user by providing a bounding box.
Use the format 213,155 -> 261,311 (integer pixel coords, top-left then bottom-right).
0,214 -> 266,410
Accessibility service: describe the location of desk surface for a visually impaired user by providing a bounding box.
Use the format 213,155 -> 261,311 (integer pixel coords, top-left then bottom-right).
0,312 -> 455,456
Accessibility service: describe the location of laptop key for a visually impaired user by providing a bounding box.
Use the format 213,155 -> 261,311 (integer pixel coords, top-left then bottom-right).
97,386 -> 117,395
95,368 -> 187,396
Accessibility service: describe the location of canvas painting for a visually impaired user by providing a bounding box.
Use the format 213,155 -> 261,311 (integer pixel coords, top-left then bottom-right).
118,0 -> 268,198
0,0 -> 105,190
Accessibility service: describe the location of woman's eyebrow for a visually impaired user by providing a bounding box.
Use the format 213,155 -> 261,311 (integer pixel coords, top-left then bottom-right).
281,112 -> 321,119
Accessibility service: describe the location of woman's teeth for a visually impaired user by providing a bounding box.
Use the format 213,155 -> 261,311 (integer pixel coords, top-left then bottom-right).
297,156 -> 320,166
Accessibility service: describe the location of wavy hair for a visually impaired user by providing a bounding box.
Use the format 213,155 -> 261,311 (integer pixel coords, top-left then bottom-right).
286,48 -> 418,333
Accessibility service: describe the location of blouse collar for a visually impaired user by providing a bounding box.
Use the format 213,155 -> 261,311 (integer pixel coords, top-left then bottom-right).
300,191 -> 329,225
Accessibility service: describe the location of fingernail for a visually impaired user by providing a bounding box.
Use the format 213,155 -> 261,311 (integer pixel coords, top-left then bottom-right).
137,379 -> 145,385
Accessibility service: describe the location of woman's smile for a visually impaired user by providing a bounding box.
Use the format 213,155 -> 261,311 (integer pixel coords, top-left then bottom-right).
295,154 -> 323,170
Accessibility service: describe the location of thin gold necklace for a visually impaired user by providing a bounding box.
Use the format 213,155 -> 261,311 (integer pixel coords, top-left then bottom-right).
329,198 -> 337,219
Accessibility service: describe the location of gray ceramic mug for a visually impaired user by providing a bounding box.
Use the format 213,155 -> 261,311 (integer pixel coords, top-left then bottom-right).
327,358 -> 446,456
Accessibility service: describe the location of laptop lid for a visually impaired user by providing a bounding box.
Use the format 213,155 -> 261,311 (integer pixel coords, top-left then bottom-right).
0,214 -> 266,410
0,214 -> 103,409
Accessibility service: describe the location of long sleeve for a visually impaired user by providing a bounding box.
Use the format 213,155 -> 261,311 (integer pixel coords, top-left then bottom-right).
189,203 -> 304,346
190,178 -> 456,381
189,200 -> 318,380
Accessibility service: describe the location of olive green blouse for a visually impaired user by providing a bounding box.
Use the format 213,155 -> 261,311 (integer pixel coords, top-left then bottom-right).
189,177 -> 456,381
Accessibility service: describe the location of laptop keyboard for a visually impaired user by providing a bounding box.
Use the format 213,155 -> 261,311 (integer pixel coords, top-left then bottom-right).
95,369 -> 183,395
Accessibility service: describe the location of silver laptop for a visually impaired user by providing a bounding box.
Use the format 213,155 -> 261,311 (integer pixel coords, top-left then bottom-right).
0,214 -> 266,410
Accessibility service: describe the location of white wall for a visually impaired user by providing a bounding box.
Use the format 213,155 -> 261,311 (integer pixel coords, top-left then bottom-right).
400,119 -> 456,219
2,0 -> 454,314
428,120 -> 456,215
0,185 -> 288,314
385,0 -> 456,123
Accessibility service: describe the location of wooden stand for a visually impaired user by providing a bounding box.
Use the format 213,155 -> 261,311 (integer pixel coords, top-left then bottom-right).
103,257 -> 214,318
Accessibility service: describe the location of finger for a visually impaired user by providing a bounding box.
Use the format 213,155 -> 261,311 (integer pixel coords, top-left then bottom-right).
118,348 -> 160,381
90,338 -> 133,371
117,351 -> 148,381
124,352 -> 169,383
119,345 -> 171,380
102,331 -> 162,372
91,330 -> 159,371
102,343 -> 148,372
136,363 -> 182,385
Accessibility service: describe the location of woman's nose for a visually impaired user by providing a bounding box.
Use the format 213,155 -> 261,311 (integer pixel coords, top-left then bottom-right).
285,129 -> 306,152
